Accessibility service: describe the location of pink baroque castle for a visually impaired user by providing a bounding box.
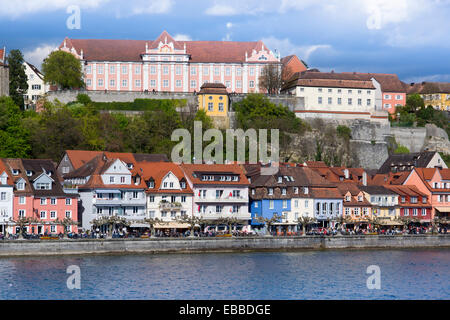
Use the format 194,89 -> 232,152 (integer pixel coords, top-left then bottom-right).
59,30 -> 281,94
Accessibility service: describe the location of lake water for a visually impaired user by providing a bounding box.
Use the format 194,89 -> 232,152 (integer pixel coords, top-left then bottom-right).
0,249 -> 449,300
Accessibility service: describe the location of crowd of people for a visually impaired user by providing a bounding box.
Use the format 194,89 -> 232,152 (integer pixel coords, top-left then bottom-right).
0,224 -> 447,240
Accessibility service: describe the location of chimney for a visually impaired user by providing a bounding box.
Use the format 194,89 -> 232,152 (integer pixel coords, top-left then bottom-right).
362,172 -> 367,186
344,169 -> 349,179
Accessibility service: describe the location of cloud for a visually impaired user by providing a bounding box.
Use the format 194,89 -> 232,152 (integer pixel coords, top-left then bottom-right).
205,4 -> 238,16
262,37 -> 332,64
23,44 -> 58,70
403,74 -> 450,83
0,0 -> 107,18
0,0 -> 174,19
173,34 -> 192,41
204,0 -> 275,16
129,0 -> 173,15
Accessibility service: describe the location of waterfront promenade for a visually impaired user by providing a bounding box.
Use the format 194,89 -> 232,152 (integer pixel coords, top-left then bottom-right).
0,235 -> 449,257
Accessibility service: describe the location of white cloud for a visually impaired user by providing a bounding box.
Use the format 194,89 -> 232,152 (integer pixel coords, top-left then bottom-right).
129,0 -> 173,15
23,44 -> 58,70
403,74 -> 450,83
226,22 -> 233,29
204,0 -> 276,16
173,34 -> 192,41
0,0 -> 107,18
262,37 -> 332,64
205,4 -> 238,16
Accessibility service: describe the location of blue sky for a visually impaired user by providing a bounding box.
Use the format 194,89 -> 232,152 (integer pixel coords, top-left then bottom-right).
1,0 -> 449,83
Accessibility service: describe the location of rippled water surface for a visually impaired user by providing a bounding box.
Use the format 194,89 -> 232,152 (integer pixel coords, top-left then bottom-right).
0,249 -> 448,300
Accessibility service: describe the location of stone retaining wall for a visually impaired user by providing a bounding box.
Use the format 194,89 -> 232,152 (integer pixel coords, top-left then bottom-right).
0,235 -> 448,257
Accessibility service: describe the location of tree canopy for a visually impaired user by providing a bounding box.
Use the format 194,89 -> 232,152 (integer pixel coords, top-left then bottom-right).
7,49 -> 28,109
42,50 -> 84,89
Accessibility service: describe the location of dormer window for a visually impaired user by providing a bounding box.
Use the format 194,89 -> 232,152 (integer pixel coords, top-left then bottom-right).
12,169 -> 19,176
358,195 -> 363,202
226,176 -> 231,181
36,182 -> 51,190
303,187 -> 309,194
148,180 -> 155,188
232,176 -> 238,181
294,187 -> 298,194
17,182 -> 25,190
345,195 -> 350,202
26,170 -> 33,176
127,163 -> 133,169
282,188 -> 287,195
180,181 -> 186,189
268,188 -> 273,195
278,177 -> 282,183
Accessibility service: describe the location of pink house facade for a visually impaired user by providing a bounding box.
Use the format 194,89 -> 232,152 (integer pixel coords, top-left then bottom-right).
2,158 -> 78,235
403,168 -> 450,220
58,31 -> 280,94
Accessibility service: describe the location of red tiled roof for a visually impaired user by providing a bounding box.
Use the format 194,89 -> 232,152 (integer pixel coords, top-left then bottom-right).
341,72 -> 405,93
135,162 -> 193,194
65,150 -> 167,170
304,161 -> 328,168
60,37 -> 273,64
0,159 -> 13,186
290,78 -> 375,89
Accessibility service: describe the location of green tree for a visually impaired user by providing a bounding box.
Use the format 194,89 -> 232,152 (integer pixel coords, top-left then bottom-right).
7,50 -> 28,109
0,96 -> 31,158
405,93 -> 424,113
25,102 -> 83,161
42,50 -> 84,89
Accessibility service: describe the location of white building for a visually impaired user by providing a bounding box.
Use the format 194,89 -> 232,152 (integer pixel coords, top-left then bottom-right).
23,62 -> 48,110
138,162 -> 193,227
0,166 -> 13,234
180,164 -> 250,227
282,71 -> 388,122
63,156 -> 147,231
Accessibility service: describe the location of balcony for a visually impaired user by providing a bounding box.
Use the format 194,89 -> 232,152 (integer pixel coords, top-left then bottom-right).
93,197 -> 146,206
195,196 -> 247,203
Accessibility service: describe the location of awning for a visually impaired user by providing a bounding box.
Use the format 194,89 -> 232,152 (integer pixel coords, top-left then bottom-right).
96,189 -> 121,194
130,222 -> 148,228
435,207 -> 450,213
155,222 -> 191,229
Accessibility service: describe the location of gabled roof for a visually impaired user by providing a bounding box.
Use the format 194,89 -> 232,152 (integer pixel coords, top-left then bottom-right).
2,158 -> 69,197
283,70 -> 376,90
64,150 -> 168,171
0,159 -> 13,186
149,30 -> 183,50
377,151 -> 440,174
24,61 -> 44,80
135,162 -> 193,194
341,72 -> 405,93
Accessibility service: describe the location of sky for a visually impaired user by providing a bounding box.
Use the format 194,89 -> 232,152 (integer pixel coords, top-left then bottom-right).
1,0 -> 449,83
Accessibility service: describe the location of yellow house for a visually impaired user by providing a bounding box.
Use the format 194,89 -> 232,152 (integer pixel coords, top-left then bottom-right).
361,186 -> 400,220
407,82 -> 450,111
198,83 -> 230,128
